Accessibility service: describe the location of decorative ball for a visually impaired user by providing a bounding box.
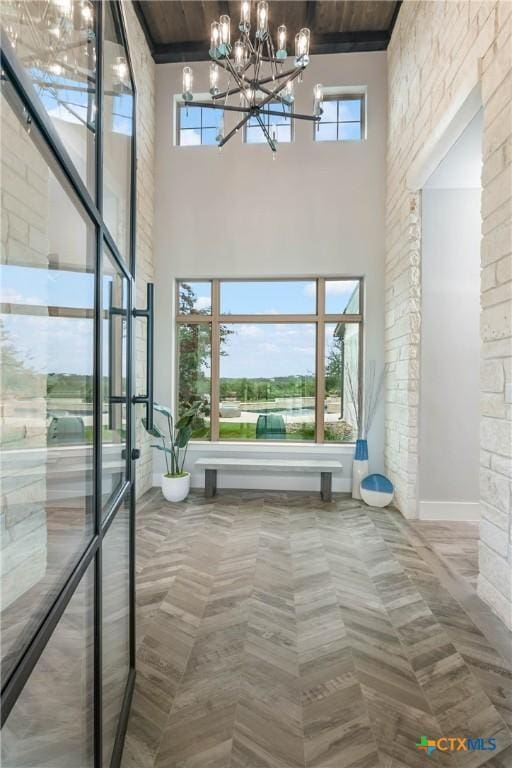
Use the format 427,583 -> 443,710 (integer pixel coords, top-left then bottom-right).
360,474 -> 394,508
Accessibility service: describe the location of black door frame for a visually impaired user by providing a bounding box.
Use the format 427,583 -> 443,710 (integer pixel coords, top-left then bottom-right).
0,3 -> 142,765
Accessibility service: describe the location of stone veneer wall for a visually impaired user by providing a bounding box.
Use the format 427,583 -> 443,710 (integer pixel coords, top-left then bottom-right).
123,1 -> 156,499
386,0 -> 512,628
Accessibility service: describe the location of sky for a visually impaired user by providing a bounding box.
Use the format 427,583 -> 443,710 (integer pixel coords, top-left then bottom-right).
182,279 -> 359,316
34,68 -> 133,136
219,323 -> 343,379
220,323 -> 316,379
0,265 -> 119,376
182,281 -> 359,378
1,270 -> 358,378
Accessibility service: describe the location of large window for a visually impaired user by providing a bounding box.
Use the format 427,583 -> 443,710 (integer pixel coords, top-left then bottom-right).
1,85 -> 95,682
314,93 -> 365,142
176,279 -> 363,443
1,2 -> 137,764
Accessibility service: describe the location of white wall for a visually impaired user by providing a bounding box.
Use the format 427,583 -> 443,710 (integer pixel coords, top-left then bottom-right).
418,112 -> 482,520
419,189 -> 481,517
153,52 -> 387,491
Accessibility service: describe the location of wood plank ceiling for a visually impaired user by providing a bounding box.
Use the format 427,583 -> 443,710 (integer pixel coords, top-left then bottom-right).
133,1 -> 401,63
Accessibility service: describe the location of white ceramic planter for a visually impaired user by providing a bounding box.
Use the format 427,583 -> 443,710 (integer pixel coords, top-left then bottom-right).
352,439 -> 369,500
161,472 -> 190,502
360,474 -> 394,508
352,459 -> 369,499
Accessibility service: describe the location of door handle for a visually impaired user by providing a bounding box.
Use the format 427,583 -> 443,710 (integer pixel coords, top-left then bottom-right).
133,283 -> 154,430
107,282 -> 127,430
121,448 -> 140,460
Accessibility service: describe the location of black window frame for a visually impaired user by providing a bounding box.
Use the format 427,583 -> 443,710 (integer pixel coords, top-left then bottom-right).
0,3 -> 139,767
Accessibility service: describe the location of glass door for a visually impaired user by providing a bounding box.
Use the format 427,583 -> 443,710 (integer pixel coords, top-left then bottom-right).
0,3 -> 147,766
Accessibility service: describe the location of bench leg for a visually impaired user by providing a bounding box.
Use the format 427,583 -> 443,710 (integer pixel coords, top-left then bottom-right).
205,469 -> 217,498
320,472 -> 332,502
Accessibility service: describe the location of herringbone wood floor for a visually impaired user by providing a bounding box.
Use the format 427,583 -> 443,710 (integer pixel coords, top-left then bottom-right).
122,490 -> 512,768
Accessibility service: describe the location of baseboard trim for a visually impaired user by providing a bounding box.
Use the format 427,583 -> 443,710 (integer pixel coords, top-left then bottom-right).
418,500 -> 480,521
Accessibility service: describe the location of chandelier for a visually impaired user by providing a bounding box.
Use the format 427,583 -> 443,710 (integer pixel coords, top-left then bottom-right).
181,0 -> 324,153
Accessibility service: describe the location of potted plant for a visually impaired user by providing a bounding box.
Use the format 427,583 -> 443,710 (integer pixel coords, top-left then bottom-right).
143,401 -> 200,502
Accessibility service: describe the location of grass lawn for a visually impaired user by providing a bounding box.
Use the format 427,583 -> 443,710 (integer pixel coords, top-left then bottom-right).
218,422 -> 315,441
219,422 -> 257,439
191,423 -> 211,439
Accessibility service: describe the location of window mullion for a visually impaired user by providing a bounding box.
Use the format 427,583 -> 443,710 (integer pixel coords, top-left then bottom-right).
211,280 -> 220,441
358,279 -> 365,438
316,279 -> 326,443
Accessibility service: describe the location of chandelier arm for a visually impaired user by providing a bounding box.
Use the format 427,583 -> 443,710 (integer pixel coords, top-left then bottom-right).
255,113 -> 276,152
187,102 -> 251,114
263,108 -> 320,121
245,34 -> 256,53
219,111 -> 253,147
223,55 -> 255,107
213,84 -> 244,101
258,56 -> 290,64
253,37 -> 261,83
240,57 -> 253,77
214,52 -> 252,98
257,85 -> 289,120
211,59 -> 230,73
214,88 -> 243,100
223,54 -> 247,92
266,33 -> 277,80
223,71 -> 233,109
255,66 -> 303,87
212,67 -> 302,101
257,36 -> 267,82
258,67 -> 303,109
265,36 -> 274,81
192,103 -> 317,122
210,57 -> 249,90
257,83 -> 288,107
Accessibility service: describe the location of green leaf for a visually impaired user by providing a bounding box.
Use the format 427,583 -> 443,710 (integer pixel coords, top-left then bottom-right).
154,403 -> 172,417
175,401 -> 201,430
175,425 -> 192,448
150,443 -> 173,453
142,418 -> 164,438
175,413 -> 194,430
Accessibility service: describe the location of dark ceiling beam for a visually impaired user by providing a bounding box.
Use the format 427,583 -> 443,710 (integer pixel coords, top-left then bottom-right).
311,30 -> 390,55
153,41 -> 211,63
152,30 -> 391,64
305,1 -> 317,29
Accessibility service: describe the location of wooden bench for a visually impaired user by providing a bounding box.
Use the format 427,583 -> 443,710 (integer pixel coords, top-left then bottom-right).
195,458 -> 343,502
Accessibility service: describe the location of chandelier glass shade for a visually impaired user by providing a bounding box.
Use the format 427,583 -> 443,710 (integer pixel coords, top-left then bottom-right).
181,0 -> 324,152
